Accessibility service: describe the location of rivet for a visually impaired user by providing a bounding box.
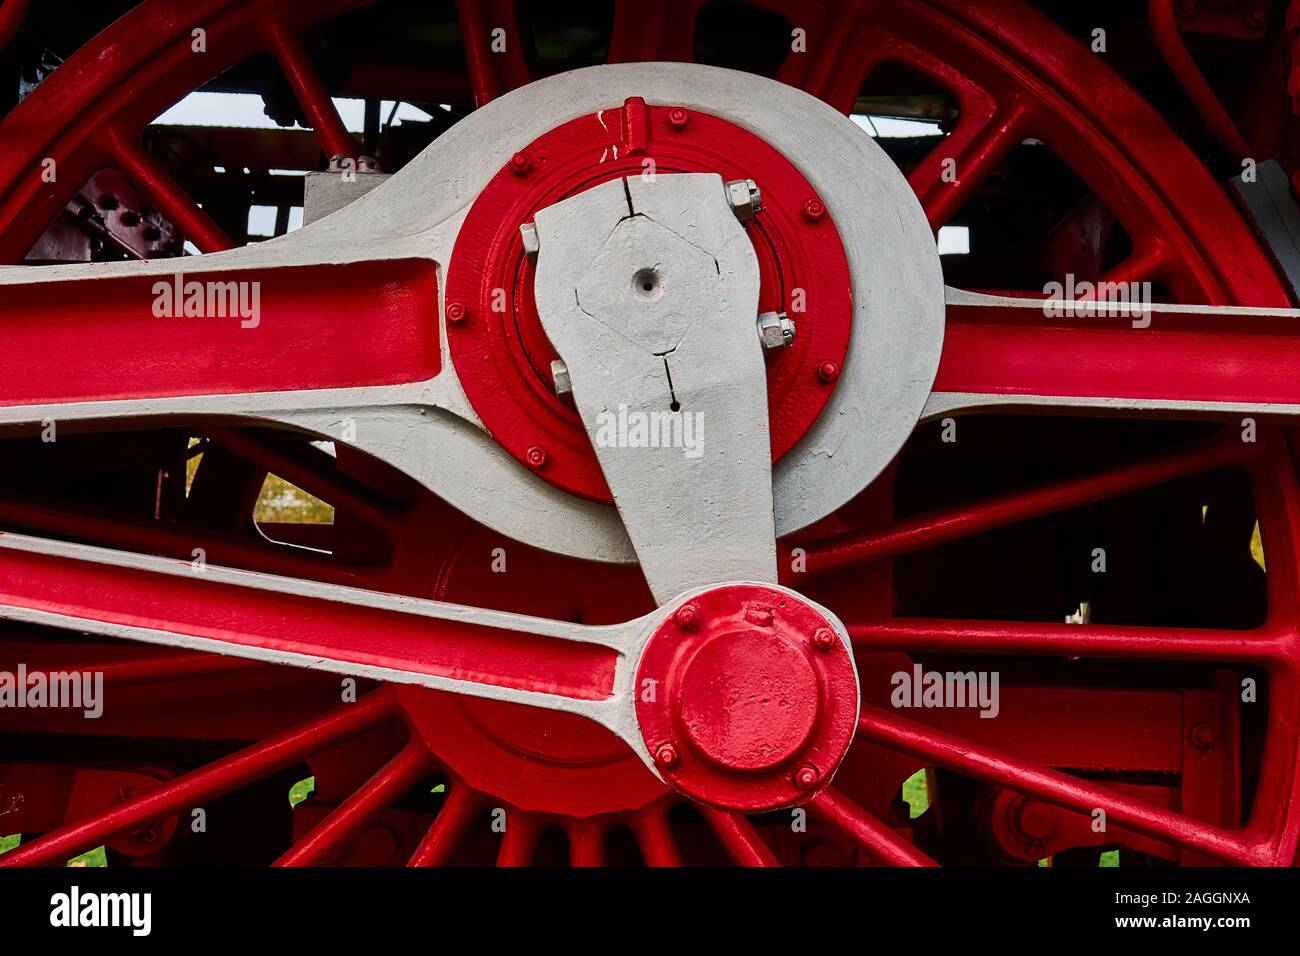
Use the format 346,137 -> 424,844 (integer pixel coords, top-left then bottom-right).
674,603 -> 700,629
811,627 -> 836,652
655,744 -> 680,769
509,151 -> 533,175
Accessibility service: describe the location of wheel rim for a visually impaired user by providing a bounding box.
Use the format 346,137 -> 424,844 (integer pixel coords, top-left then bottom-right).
0,0 -> 1297,867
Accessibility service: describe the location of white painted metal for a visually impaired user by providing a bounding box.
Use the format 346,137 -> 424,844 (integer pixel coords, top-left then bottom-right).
302,168 -> 392,225
0,62 -> 946,573
532,173 -> 776,602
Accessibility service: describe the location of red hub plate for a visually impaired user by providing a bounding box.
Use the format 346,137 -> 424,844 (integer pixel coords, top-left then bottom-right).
636,584 -> 859,812
445,96 -> 852,502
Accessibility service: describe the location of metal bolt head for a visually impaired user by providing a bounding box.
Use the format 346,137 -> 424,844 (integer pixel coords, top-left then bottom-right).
793,764 -> 820,790
525,445 -> 547,469
1189,723 -> 1216,751
803,197 -> 826,221
674,603 -> 700,630
724,178 -> 762,221
655,743 -> 680,769
756,311 -> 796,352
509,151 -> 532,175
817,360 -> 840,384
667,107 -> 690,129
520,221 -> 540,262
1014,798 -> 1058,841
446,301 -> 467,324
811,627 -> 836,652
550,358 -> 571,396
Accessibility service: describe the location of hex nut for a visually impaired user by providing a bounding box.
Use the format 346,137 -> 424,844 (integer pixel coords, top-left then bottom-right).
724,178 -> 762,221
757,311 -> 796,352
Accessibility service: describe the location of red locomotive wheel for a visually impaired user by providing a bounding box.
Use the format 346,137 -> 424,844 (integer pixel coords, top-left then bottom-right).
0,0 -> 1298,870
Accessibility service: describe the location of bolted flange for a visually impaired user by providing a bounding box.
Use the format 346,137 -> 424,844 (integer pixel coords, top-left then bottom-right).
444,97 -> 855,507
635,583 -> 859,812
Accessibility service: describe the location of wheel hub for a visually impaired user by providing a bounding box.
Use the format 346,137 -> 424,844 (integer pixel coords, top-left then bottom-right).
635,584 -> 859,812
445,96 -> 855,504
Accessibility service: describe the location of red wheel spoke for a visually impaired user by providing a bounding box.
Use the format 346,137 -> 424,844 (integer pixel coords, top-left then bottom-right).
1149,0 -> 1250,161
936,291 -> 1300,411
0,494 -> 372,586
607,0 -> 700,62
910,100 -> 1029,230
850,618 -> 1286,664
857,705 -> 1271,865
809,788 -> 937,867
792,435 -> 1244,579
698,806 -> 780,867
0,534 -> 621,703
408,784 -> 481,867
275,741 -> 431,866
496,811 -> 539,866
39,651 -> 265,687
0,689 -> 397,866
0,0 -> 27,50
566,819 -> 607,867
1097,239 -> 1172,289
265,21 -> 360,163
632,808 -> 682,866
100,126 -> 234,253
0,257 -> 439,408
455,0 -> 529,107
775,2 -> 870,114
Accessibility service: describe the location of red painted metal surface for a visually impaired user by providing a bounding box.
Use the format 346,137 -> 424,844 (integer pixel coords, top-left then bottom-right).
1,689 -> 400,866
0,539 -> 618,701
0,0 -> 27,52
1150,0 -> 1253,160
857,704 -> 1267,864
636,585 -> 858,812
0,260 -> 440,404
789,434 -> 1247,580
0,0 -> 370,263
0,0 -> 1298,868
937,297 -> 1300,405
445,97 -> 852,501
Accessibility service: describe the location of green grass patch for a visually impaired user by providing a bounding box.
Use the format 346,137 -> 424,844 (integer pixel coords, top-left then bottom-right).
289,775 -> 316,807
901,769 -> 929,819
68,846 -> 106,867
256,475 -> 333,524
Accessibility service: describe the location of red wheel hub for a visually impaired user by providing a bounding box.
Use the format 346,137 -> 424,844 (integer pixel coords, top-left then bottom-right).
636,584 -> 858,812
445,97 -> 853,502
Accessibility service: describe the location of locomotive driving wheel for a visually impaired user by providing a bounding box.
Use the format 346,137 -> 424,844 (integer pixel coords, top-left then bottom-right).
1,0 -> 1300,869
